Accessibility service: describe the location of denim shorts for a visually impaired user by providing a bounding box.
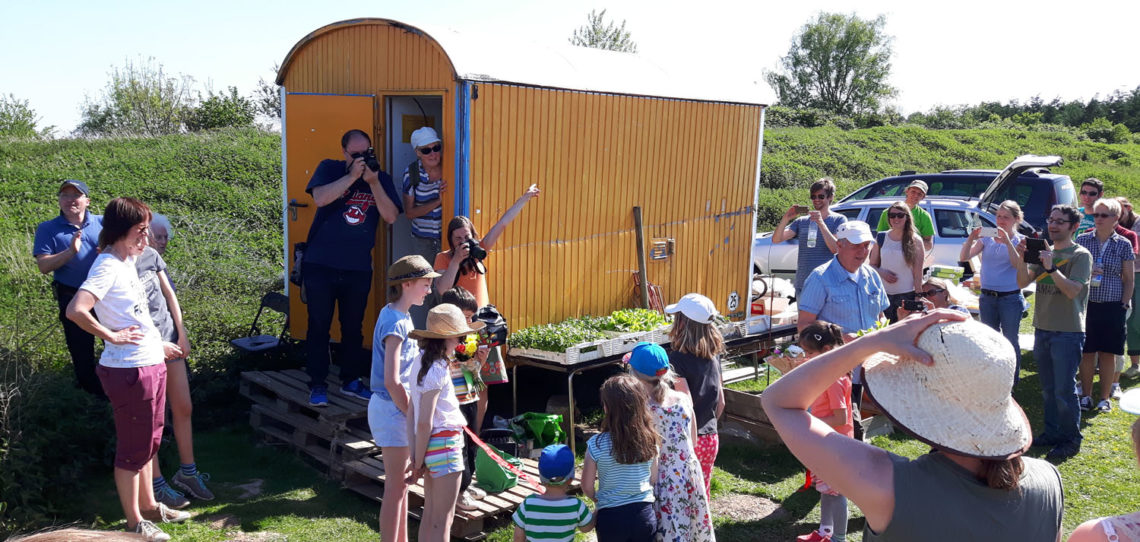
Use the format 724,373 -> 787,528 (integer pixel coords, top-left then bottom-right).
425,430 -> 464,478
369,393 -> 409,447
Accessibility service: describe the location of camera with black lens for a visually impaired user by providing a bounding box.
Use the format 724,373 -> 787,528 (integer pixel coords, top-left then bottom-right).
461,238 -> 487,275
350,147 -> 382,173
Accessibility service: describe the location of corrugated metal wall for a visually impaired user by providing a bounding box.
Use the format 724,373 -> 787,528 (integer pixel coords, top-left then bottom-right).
468,83 -> 761,329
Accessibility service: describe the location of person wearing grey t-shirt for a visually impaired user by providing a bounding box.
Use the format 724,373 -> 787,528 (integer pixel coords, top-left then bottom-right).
770,177 -> 846,296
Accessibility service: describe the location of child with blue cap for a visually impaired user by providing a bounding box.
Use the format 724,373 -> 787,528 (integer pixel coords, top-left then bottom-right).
512,444 -> 594,541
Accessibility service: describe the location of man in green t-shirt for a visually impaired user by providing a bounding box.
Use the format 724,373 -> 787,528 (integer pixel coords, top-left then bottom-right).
877,180 -> 934,253
1015,204 -> 1091,461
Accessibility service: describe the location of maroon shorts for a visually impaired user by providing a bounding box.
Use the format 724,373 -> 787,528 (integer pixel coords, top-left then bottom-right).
97,363 -> 167,472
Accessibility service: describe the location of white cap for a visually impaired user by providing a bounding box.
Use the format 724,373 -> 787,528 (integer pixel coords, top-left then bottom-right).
835,221 -> 874,244
665,293 -> 717,324
410,127 -> 441,149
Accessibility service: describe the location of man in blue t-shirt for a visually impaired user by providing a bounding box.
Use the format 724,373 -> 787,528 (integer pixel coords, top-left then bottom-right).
770,177 -> 846,296
34,180 -> 105,397
302,129 -> 399,407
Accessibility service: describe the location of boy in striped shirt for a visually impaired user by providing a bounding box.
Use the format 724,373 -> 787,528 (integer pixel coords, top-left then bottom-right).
513,444 -> 594,542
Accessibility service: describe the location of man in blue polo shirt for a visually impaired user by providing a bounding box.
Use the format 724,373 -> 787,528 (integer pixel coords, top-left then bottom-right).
303,129 -> 399,407
798,220 -> 889,441
34,180 -> 105,397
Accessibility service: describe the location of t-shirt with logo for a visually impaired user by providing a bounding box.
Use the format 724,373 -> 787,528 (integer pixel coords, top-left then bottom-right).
1029,244 -> 1092,333
80,253 -> 164,368
303,159 -> 395,271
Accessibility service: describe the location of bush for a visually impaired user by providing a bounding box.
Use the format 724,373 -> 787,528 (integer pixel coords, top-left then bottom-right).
185,87 -> 257,132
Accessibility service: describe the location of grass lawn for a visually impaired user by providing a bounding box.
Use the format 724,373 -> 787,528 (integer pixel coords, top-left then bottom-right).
54,342 -> 1140,541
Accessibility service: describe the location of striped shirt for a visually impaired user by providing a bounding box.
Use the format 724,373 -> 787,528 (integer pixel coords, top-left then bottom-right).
402,161 -> 443,239
585,433 -> 655,510
512,494 -> 592,541
450,362 -> 479,405
1077,231 -> 1135,303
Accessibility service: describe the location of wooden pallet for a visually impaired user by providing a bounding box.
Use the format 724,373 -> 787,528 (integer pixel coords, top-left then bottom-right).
343,453 -> 580,541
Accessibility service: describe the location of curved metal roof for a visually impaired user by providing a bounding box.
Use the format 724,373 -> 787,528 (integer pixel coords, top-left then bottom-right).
277,18 -> 772,106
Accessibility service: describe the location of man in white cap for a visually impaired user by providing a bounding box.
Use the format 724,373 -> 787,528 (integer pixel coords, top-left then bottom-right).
403,126 -> 446,327
876,180 -> 934,253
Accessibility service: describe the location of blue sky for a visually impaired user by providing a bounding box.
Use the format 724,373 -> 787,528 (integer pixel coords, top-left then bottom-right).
4,0 -> 1139,134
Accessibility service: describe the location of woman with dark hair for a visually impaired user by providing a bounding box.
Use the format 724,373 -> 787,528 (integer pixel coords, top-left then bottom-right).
433,184 -> 540,431
871,201 -> 924,323
66,198 -> 189,541
762,311 -> 1064,541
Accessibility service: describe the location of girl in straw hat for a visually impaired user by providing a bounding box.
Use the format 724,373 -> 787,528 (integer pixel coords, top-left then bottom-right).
369,254 -> 439,542
762,310 -> 1064,541
1067,418 -> 1140,541
407,303 -> 484,542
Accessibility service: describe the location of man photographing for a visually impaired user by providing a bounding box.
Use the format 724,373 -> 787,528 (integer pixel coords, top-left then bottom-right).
770,177 -> 846,297
302,129 -> 399,407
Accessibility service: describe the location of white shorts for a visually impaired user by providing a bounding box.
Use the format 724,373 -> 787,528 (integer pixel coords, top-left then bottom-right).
369,393 -> 409,447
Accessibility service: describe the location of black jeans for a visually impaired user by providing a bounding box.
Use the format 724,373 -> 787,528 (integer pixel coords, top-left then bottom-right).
458,401 -> 479,493
53,281 -> 104,398
303,263 -> 372,389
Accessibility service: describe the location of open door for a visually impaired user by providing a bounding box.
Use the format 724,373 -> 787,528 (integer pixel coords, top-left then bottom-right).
385,95 -> 444,263
284,93 -> 379,342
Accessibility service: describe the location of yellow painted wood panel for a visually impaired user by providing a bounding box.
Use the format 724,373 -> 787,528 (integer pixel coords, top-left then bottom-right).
469,84 -> 761,329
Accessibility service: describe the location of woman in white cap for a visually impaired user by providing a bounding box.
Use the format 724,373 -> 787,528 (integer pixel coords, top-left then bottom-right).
403,126 -> 447,325
762,310 -> 1064,541
1067,418 -> 1140,541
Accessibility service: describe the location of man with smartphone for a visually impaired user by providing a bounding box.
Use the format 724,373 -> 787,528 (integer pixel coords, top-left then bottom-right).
1015,204 -> 1091,461
771,177 -> 847,297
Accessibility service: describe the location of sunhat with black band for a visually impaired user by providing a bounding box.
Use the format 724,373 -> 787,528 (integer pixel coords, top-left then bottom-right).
862,319 -> 1031,459
387,254 -> 441,285
409,303 -> 485,339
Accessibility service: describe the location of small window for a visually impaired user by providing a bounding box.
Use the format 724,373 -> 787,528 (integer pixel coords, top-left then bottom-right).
866,207 -> 885,230
837,208 -> 862,220
933,209 -> 975,238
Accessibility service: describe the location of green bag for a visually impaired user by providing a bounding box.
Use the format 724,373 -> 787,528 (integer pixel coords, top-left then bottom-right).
509,412 -> 565,448
475,444 -> 521,493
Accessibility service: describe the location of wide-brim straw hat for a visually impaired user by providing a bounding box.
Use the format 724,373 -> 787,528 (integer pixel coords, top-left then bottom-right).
409,303 -> 485,339
863,319 -> 1031,459
387,254 -> 441,285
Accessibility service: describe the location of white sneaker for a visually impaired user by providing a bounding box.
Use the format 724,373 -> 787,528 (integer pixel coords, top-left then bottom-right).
456,491 -> 478,511
1098,399 -> 1113,413
467,486 -> 487,500
132,520 -> 171,542
1112,384 -> 1124,400
1125,365 -> 1140,379
1076,383 -> 1083,396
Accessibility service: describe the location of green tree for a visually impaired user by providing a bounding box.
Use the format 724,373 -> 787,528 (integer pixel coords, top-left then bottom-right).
569,9 -> 637,53
0,94 -> 53,138
253,63 -> 281,119
78,58 -> 194,137
765,12 -> 896,115
185,86 -> 257,131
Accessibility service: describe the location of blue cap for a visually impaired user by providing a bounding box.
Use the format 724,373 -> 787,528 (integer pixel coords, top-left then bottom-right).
538,444 -> 575,484
59,179 -> 90,197
627,342 -> 669,377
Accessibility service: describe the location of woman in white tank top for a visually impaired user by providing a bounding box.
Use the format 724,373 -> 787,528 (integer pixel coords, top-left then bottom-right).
871,201 -> 925,323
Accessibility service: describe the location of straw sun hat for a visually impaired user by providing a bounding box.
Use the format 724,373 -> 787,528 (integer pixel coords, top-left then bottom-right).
409,304 -> 485,339
863,319 -> 1031,459
387,254 -> 441,285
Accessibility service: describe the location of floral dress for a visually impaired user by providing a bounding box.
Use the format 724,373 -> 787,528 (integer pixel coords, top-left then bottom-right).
649,394 -> 715,542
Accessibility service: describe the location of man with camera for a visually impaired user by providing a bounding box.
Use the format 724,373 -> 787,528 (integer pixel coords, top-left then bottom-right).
1015,204 -> 1091,461
302,129 -> 399,406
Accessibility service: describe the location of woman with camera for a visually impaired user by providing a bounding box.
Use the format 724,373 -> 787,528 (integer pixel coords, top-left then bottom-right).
433,184 -> 540,433
960,200 -> 1026,378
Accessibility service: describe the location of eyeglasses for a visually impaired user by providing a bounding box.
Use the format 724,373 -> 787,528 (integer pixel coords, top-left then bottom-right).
888,212 -> 907,220
58,192 -> 85,200
918,288 -> 945,298
417,143 -> 442,155
1045,218 -> 1075,225
137,225 -> 150,236
809,194 -> 829,200
1080,190 -> 1101,197
1093,213 -> 1117,219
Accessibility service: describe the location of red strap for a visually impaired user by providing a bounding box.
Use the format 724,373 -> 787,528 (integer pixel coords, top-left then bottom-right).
800,469 -> 814,491
462,425 -> 546,493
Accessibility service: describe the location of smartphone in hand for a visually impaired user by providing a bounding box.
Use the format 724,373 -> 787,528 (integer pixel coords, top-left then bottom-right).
1024,238 -> 1049,265
793,205 -> 810,214
979,227 -> 999,238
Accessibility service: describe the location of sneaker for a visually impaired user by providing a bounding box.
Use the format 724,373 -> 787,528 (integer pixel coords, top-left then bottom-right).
339,379 -> 371,402
467,486 -> 487,500
796,530 -> 831,542
1031,434 -> 1061,448
1045,441 -> 1081,462
309,386 -> 329,407
1079,396 -> 1093,411
131,520 -> 171,542
1125,365 -> 1140,379
1098,399 -> 1113,413
154,484 -> 190,510
172,471 -> 215,501
1113,384 -> 1124,400
456,491 -> 479,512
1075,383 -> 1083,396
141,502 -> 192,524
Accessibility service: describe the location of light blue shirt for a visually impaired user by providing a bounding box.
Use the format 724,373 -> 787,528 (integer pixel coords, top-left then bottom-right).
586,432 -> 655,510
788,213 -> 848,294
799,257 -> 889,335
979,235 -> 1024,292
371,304 -> 418,399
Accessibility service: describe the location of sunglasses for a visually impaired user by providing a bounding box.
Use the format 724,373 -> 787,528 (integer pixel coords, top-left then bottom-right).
918,288 -> 945,298
1045,218 -> 1075,225
1092,213 -> 1117,219
417,143 -> 442,155
1080,190 -> 1101,197
809,194 -> 829,200
888,212 -> 907,220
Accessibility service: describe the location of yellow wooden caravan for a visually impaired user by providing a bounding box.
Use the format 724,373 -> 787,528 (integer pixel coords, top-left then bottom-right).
277,18 -> 771,341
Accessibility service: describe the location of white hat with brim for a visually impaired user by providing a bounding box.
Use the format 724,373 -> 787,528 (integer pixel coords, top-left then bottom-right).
835,221 -> 875,245
410,303 -> 485,339
863,319 -> 1031,459
665,293 -> 718,324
